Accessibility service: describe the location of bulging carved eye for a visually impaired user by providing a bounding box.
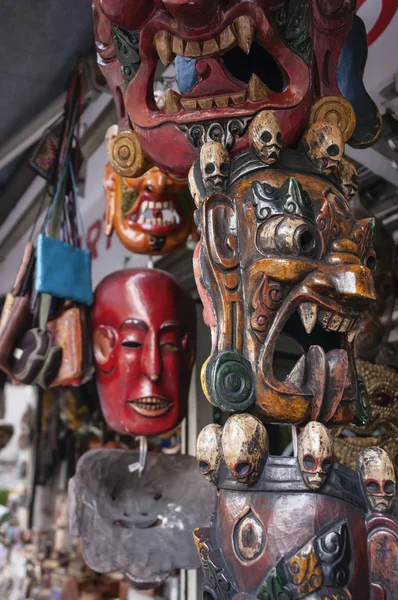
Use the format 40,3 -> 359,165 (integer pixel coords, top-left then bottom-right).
257,216 -> 320,258
234,512 -> 265,561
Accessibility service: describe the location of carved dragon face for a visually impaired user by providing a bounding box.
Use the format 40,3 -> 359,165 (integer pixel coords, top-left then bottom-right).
194,149 -> 376,426
92,0 -> 380,177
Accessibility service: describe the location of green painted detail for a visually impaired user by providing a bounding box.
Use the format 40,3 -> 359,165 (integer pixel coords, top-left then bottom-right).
121,180 -> 139,218
271,0 -> 312,65
257,567 -> 291,600
281,177 -> 314,222
208,351 -> 255,412
111,25 -> 141,87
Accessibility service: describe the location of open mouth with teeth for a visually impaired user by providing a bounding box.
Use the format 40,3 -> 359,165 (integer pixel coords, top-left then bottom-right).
127,194 -> 183,235
128,397 -> 171,417
261,293 -> 360,423
128,4 -> 309,130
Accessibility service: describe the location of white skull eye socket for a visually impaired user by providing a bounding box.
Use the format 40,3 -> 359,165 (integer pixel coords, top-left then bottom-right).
384,480 -> 395,494
327,143 -> 340,157
205,163 -> 216,174
276,132 -> 282,145
321,458 -> 332,472
261,130 -> 273,143
234,460 -> 253,478
199,460 -> 211,475
365,480 -> 381,494
303,454 -> 317,471
220,162 -> 229,175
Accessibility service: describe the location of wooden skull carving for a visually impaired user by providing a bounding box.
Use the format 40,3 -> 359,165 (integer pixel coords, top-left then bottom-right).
302,121 -> 344,175
200,142 -> 230,194
298,422 -> 334,490
357,446 -> 396,513
249,111 -> 282,165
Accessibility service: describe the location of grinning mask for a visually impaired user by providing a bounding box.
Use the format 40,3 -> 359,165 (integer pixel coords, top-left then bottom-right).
92,269 -> 196,436
92,0 -> 381,177
192,119 -> 376,426
103,164 -> 195,255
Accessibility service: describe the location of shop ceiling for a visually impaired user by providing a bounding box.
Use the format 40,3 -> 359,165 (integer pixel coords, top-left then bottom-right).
0,1 -> 398,241
0,0 -> 95,213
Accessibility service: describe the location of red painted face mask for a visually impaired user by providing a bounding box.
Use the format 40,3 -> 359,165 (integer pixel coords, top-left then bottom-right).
92,269 -> 196,436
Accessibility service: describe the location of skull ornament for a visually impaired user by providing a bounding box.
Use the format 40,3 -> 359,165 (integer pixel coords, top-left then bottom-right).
200,142 -> 230,194
196,423 -> 223,485
249,111 -> 283,165
298,422 -> 334,490
221,414 -> 268,485
335,156 -> 359,200
357,446 -> 396,513
302,121 -> 344,175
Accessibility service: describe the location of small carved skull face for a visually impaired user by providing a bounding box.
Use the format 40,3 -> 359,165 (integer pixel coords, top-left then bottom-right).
302,121 -> 344,175
336,156 -> 359,199
357,446 -> 396,512
196,423 -> 223,485
200,142 -> 230,194
222,414 -> 268,485
298,422 -> 334,490
249,111 -> 283,165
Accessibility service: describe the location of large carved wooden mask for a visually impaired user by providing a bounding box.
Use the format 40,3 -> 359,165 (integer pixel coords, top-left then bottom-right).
192,123 -> 376,427
93,0 -> 381,177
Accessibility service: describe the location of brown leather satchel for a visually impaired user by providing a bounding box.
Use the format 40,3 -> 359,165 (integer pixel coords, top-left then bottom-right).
0,242 -> 34,377
47,306 -> 87,387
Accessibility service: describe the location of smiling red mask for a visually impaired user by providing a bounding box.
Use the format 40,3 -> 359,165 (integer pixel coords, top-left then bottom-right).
92,269 -> 196,436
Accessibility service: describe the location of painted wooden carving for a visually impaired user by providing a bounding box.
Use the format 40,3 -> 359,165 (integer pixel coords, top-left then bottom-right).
191,119 -> 376,426
195,418 -> 398,599
92,0 -> 382,177
103,161 -> 195,255
91,269 -> 196,436
69,450 -> 216,586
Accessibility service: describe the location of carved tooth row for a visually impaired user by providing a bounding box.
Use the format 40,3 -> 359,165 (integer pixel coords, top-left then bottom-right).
164,89 -> 247,114
317,310 -> 358,336
154,17 -> 255,66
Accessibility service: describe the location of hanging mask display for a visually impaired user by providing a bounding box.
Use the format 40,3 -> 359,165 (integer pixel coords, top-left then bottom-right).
69,450 -> 216,586
91,268 -> 196,437
92,0 -> 381,178
87,0 -> 398,598
103,163 -> 196,255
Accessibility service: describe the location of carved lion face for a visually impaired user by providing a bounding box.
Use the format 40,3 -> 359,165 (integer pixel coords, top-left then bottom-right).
195,149 -> 376,425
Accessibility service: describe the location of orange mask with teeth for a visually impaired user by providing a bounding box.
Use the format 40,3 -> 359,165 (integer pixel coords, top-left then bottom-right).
92,269 -> 196,436
104,164 -> 196,255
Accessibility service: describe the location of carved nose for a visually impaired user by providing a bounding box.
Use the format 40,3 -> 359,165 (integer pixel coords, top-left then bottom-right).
162,0 -> 219,28
307,265 -> 376,306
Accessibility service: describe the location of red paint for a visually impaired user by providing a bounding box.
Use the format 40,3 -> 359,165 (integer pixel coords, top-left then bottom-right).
92,269 -> 196,436
87,219 -> 102,259
357,0 -> 397,46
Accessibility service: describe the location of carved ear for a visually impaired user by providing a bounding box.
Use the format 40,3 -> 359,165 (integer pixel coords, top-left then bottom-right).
204,193 -> 239,271
103,163 -> 119,237
93,325 -> 118,372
